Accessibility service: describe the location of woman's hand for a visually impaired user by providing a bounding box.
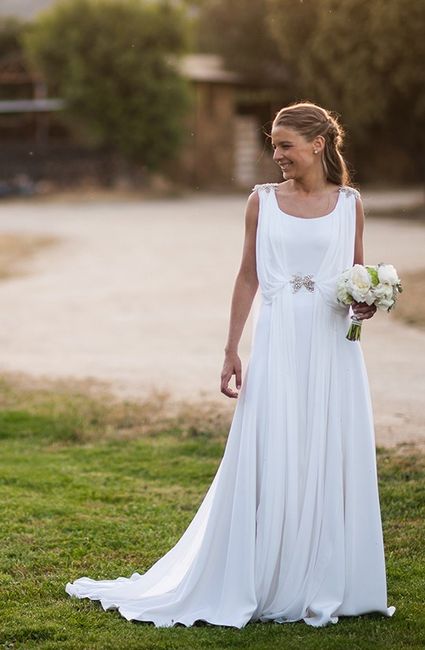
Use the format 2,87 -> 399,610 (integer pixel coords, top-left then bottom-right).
352,300 -> 377,320
221,351 -> 242,398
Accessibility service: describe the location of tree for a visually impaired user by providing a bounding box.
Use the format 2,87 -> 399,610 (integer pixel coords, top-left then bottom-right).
195,0 -> 287,85
0,16 -> 26,60
267,0 -> 425,181
23,0 -> 192,170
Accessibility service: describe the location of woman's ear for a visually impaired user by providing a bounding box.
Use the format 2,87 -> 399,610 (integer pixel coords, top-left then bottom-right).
313,135 -> 325,153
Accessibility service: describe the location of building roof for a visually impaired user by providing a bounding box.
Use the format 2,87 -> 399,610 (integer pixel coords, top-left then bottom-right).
0,98 -> 64,113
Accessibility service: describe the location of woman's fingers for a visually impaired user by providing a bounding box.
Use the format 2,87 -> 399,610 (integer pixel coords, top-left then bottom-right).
220,374 -> 238,398
222,384 -> 238,398
352,301 -> 377,320
220,363 -> 242,398
221,373 -> 238,398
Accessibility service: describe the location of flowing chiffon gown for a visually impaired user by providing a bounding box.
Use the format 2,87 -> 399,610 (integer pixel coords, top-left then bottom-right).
66,183 -> 396,628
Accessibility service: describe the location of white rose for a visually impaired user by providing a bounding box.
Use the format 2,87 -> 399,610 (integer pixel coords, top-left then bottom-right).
377,263 -> 399,285
362,290 -> 376,306
347,265 -> 372,302
337,284 -> 353,304
376,296 -> 394,311
373,283 -> 394,301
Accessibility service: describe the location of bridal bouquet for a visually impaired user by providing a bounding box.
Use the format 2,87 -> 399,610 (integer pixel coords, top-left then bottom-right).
336,263 -> 403,341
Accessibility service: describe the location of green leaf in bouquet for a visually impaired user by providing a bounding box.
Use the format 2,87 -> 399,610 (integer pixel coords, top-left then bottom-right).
366,265 -> 379,286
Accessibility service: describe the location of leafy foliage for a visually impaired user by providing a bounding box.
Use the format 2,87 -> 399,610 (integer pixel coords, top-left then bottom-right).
196,0 -> 286,84
22,0 -> 192,169
268,0 -> 425,135
0,16 -> 27,59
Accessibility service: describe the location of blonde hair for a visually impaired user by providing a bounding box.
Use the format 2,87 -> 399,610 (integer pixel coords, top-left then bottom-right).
272,100 -> 353,187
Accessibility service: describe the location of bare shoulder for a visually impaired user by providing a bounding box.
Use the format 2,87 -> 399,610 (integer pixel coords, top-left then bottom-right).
245,188 -> 260,228
355,194 -> 364,210
350,189 -> 364,212
339,185 -> 363,224
248,181 -> 281,224
354,192 -> 365,233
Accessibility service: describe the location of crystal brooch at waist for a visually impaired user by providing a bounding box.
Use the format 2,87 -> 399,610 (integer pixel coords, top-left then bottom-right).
290,273 -> 315,293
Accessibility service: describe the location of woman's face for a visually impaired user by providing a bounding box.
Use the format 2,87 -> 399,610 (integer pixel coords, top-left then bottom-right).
271,125 -> 321,179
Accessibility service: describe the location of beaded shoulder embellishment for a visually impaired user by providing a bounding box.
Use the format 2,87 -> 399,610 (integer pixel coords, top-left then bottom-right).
338,185 -> 361,199
252,182 -> 279,193
252,183 -> 360,199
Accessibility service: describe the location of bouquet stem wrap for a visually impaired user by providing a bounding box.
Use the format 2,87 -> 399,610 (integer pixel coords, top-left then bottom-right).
346,316 -> 363,341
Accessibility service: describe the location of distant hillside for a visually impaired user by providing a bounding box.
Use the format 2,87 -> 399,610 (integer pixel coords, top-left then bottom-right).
0,0 -> 59,19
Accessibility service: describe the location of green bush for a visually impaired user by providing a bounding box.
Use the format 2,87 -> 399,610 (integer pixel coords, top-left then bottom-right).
23,0 -> 192,169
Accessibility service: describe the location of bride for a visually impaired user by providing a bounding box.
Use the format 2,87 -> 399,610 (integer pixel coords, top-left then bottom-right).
66,100 -> 396,628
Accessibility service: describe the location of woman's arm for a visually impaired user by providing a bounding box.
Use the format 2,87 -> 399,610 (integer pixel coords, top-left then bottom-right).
221,190 -> 259,398
353,195 -> 365,266
352,196 -> 377,320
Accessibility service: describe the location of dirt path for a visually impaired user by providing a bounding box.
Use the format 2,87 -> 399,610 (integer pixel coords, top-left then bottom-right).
0,190 -> 424,448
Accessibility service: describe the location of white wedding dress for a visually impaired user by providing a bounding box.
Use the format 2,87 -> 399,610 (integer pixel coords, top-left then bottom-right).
66,183 -> 396,628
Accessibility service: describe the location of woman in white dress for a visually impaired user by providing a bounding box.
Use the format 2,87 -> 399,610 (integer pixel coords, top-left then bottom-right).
66,101 -> 395,628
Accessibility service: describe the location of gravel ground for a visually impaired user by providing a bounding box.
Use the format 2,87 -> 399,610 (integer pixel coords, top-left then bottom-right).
0,188 -> 424,448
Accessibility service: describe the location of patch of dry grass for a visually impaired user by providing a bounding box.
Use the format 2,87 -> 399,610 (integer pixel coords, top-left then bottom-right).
0,372 -> 233,444
0,232 -> 57,279
393,268 -> 425,329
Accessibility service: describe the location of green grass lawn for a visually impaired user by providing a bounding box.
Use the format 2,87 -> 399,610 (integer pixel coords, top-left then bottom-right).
0,378 -> 424,650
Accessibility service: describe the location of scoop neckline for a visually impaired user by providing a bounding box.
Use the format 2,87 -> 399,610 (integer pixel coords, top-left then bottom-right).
273,185 -> 342,220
